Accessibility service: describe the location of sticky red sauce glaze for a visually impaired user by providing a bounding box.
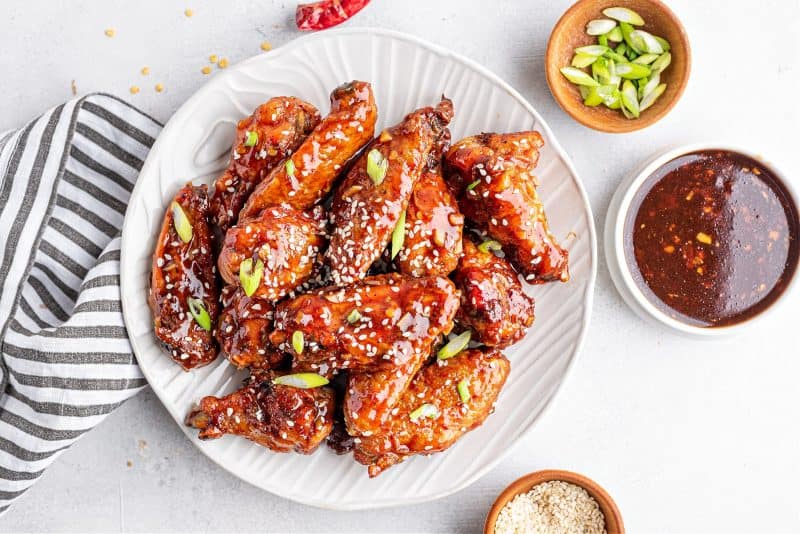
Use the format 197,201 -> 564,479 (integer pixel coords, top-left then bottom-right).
625,150 -> 799,327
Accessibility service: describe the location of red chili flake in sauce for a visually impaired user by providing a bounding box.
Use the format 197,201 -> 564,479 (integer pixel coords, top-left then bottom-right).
295,0 -> 371,31
624,150 -> 799,327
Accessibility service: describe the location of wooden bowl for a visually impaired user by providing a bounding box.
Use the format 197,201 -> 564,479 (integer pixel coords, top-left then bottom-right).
545,0 -> 691,133
484,469 -> 624,533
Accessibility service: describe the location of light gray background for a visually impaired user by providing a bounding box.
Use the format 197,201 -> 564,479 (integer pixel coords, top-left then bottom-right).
2,1 -> 799,532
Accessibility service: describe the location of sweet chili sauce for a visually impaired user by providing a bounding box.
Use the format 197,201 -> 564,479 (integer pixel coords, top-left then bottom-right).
624,150 -> 799,327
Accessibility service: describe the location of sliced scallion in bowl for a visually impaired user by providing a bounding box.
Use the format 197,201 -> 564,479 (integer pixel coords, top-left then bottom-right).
562,6 -> 672,119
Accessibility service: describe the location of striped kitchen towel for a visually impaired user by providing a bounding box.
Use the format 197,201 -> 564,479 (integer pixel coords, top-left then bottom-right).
0,94 -> 161,513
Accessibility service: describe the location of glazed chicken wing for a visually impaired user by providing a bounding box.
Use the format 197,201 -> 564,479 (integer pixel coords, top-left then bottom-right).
353,348 -> 510,477
240,81 -> 377,218
217,205 -> 327,301
270,274 -> 460,375
186,370 -> 335,454
210,97 -> 321,229
452,238 -> 535,348
150,183 -> 219,370
326,98 -> 454,285
216,286 -> 286,370
445,132 -> 569,283
395,157 -> 464,277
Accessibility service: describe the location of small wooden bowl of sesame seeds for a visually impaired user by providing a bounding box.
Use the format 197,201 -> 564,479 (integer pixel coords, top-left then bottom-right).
484,469 -> 624,534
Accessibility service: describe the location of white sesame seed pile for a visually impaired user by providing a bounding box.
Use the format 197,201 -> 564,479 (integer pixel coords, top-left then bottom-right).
494,480 -> 606,534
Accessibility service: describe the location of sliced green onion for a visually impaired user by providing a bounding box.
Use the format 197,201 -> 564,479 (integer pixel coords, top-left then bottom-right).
603,49 -> 627,63
626,46 -> 639,61
597,33 -> 608,47
620,22 -> 642,54
244,130 -> 258,147
650,52 -> 672,74
654,35 -> 671,52
597,85 -> 620,107
591,57 -> 611,84
621,104 -> 635,120
409,403 -> 440,422
640,83 -> 667,111
285,159 -> 296,178
615,42 -> 628,55
238,257 -> 264,297
366,148 -> 388,185
466,179 -> 481,191
346,309 -> 362,324
586,18 -> 616,36
574,45 -> 609,57
171,202 -> 193,243
621,80 -> 640,118
633,53 -> 659,65
292,330 -> 304,355
477,239 -> 502,254
560,67 -> 600,87
605,26 -> 623,42
186,297 -> 211,331
437,330 -> 471,360
582,86 -> 603,107
615,62 -> 651,79
571,53 -> 598,68
272,373 -> 329,389
457,379 -> 471,404
639,74 -> 661,100
602,7 -> 645,26
630,30 -> 664,54
390,210 -> 406,259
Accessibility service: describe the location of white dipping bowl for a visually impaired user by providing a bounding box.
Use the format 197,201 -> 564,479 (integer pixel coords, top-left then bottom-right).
605,143 -> 800,338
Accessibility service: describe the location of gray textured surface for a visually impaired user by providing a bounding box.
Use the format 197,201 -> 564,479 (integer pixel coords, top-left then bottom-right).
1,0 -> 799,532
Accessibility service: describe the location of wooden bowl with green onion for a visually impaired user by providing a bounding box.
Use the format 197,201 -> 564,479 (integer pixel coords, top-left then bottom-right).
546,0 -> 690,133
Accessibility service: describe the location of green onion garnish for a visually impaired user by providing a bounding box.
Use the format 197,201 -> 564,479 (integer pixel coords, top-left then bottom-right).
621,80 -> 640,118
437,330 -> 471,360
346,309 -> 362,324
605,26 -> 623,43
457,379 -> 471,404
244,130 -> 258,147
466,179 -> 481,191
585,19 -> 616,36
560,67 -> 600,87
272,373 -> 328,389
186,298 -> 211,331
409,403 -> 440,422
366,148 -> 388,185
650,52 -> 671,74
292,330 -> 304,355
615,62 -> 650,80
285,159 -> 296,178
171,201 -> 193,243
239,257 -> 264,297
640,83 -> 667,112
602,6 -> 644,26
390,210 -> 406,259
477,239 -> 502,254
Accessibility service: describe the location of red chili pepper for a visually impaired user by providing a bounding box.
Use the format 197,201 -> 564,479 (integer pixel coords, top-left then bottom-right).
295,0 -> 371,31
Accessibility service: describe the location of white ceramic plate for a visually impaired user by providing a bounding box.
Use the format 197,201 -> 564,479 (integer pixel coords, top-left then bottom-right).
120,28 -> 596,510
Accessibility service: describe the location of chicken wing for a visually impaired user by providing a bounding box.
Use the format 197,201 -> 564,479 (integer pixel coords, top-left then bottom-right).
326,98 -> 454,285
217,204 -> 327,301
395,157 -> 464,277
270,273 -> 460,375
452,238 -> 535,348
445,132 -> 569,283
150,183 -> 219,370
216,286 -> 286,370
186,370 -> 335,454
210,97 -> 321,229
240,81 -> 377,218
353,348 -> 510,477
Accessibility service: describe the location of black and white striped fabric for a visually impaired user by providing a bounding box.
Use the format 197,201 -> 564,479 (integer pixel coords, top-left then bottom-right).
0,94 -> 161,513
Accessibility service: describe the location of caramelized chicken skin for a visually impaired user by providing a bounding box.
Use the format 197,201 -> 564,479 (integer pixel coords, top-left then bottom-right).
150,183 -> 219,370
445,132 -> 569,283
353,348 -> 510,477
327,98 -> 454,285
395,156 -> 464,277
240,81 -> 377,218
270,273 -> 460,375
210,97 -> 321,229
186,370 -> 335,454
217,205 -> 327,301
452,238 -> 535,348
216,286 -> 285,370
